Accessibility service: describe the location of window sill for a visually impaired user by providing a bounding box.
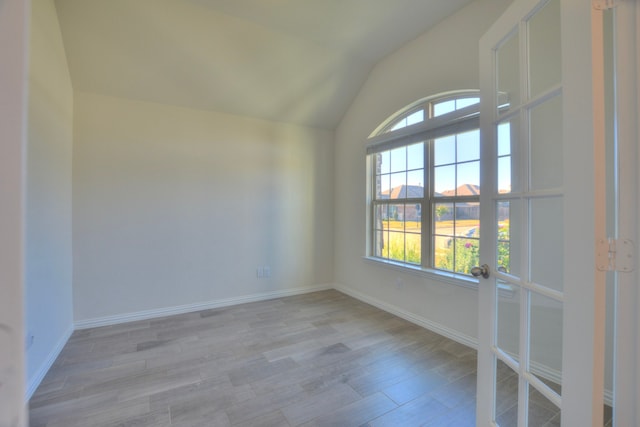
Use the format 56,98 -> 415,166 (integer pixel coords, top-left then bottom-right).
362,256 -> 479,290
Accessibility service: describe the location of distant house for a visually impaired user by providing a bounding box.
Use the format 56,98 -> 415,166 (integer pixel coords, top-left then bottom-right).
380,185 -> 424,221
381,184 -> 481,221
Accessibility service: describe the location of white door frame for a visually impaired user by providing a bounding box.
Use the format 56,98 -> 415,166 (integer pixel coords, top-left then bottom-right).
0,0 -> 30,426
478,0 -> 610,425
610,0 -> 639,425
560,0 -> 608,425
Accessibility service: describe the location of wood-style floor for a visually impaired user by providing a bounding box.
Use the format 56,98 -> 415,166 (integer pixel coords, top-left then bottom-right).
30,290 -> 561,426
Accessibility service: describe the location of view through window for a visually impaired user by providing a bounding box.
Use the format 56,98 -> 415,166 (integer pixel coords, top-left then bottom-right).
368,93 -> 510,275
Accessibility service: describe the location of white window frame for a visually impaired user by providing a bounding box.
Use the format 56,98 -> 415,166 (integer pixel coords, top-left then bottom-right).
365,91 -> 482,286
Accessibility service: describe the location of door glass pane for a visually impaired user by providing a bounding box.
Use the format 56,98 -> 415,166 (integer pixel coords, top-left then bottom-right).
497,29 -> 520,114
530,197 -> 563,292
497,200 -> 521,277
529,292 -> 563,393
497,282 -> 520,363
495,359 -> 519,426
530,95 -> 563,191
529,0 -> 562,98
497,117 -> 519,194
528,383 -> 561,426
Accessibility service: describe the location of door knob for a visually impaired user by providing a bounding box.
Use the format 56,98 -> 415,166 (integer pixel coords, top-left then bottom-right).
471,264 -> 490,279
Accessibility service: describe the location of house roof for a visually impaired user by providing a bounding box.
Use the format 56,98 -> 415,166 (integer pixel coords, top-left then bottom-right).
381,185 -> 424,199
53,0 -> 474,129
440,183 -> 480,197
382,183 -> 479,200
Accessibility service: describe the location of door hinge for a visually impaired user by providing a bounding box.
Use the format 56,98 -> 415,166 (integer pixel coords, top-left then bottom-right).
596,238 -> 635,272
592,0 -> 617,10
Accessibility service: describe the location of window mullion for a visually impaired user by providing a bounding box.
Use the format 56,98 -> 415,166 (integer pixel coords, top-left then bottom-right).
425,138 -> 434,269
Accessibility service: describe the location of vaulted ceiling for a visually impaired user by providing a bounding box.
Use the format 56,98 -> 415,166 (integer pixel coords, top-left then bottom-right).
54,0 -> 474,129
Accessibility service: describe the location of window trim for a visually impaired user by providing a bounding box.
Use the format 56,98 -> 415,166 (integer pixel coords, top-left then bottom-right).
365,91 -> 481,281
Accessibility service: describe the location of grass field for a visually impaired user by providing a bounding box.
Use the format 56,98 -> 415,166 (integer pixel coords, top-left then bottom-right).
377,219 -> 510,274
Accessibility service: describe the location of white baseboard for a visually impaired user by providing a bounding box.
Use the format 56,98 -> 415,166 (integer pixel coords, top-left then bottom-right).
333,284 -> 478,350
26,324 -> 74,400
74,285 -> 333,330
333,284 -> 615,406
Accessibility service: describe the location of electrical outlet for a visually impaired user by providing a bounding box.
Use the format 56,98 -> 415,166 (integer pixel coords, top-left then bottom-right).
257,266 -> 271,279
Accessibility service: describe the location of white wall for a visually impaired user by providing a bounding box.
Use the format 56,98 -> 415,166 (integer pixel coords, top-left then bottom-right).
73,92 -> 334,322
25,0 -> 74,397
334,0 -> 512,342
0,0 -> 30,424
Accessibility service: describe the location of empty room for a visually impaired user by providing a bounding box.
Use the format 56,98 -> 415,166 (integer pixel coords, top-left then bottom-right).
1,0 -> 639,426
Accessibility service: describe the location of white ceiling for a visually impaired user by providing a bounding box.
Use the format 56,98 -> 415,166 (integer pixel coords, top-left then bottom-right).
54,0 -> 474,129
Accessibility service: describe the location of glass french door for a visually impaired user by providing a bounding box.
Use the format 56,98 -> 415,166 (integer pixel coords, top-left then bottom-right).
477,0 -> 607,426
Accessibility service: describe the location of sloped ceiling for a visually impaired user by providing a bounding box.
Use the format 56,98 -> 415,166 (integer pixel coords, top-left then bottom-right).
54,0 -> 473,129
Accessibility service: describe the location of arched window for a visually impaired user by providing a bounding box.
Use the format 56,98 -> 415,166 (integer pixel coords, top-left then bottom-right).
366,91 -> 482,276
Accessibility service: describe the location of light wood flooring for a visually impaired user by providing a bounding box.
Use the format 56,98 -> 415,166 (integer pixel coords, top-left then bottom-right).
30,290 -> 566,426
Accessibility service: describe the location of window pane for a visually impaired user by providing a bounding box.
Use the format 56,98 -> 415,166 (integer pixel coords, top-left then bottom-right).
378,151 -> 390,174
406,109 -> 424,126
434,135 -> 455,166
376,173 -> 390,199
388,231 -> 405,262
497,200 -> 514,275
434,203 -> 454,233
498,157 -> 511,195
373,204 -> 389,258
407,170 -> 424,198
434,203 -> 454,270
390,146 -> 406,172
390,119 -> 406,132
434,165 -> 455,196
457,129 -> 480,163
456,97 -> 480,109
389,172 -> 406,198
433,237 -> 450,271
433,99 -> 455,117
455,238 -> 479,274
497,122 -> 511,156
497,117 -> 518,194
456,161 -> 480,194
456,202 -> 479,236
405,232 -> 421,265
407,142 -> 424,170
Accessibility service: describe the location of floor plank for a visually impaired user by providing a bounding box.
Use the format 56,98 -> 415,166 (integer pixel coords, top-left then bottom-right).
29,289 -> 577,426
